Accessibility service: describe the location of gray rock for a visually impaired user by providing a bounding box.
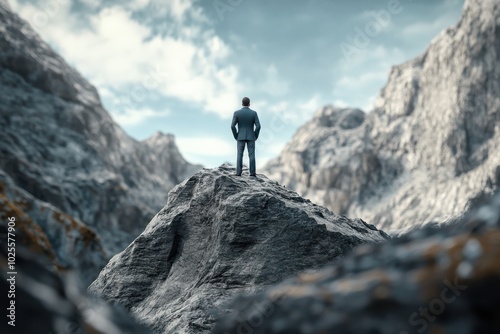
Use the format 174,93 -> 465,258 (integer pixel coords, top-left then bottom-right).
0,170 -> 109,282
264,0 -> 500,235
214,192 -> 500,334
0,5 -> 201,283
0,0 -> 9,10
0,244 -> 153,334
89,164 -> 388,334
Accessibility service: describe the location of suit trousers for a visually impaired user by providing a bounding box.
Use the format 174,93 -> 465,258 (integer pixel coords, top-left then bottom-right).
236,140 -> 256,175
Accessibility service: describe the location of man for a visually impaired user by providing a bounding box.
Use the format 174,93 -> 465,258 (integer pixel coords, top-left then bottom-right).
231,97 -> 261,177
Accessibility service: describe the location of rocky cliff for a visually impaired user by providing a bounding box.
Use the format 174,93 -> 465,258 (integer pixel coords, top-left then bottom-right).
0,2 -> 201,283
264,0 -> 500,234
89,164 -> 388,334
214,192 -> 500,334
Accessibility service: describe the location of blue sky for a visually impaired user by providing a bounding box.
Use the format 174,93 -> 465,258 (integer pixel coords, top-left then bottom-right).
9,0 -> 465,168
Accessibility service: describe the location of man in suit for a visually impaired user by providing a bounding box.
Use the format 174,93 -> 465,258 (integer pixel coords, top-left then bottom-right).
231,97 -> 261,177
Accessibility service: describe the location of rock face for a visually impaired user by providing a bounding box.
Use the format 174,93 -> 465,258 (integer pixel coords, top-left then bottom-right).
0,3 -> 201,283
89,164 -> 388,334
264,0 -> 500,234
214,192 -> 500,334
0,170 -> 109,281
0,0 -> 9,10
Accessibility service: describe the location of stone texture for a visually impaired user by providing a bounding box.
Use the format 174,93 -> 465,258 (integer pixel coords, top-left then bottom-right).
0,245 -> 153,334
0,169 -> 109,283
214,192 -> 500,334
264,0 -> 500,235
0,4 -> 201,283
89,164 -> 388,334
0,0 -> 9,10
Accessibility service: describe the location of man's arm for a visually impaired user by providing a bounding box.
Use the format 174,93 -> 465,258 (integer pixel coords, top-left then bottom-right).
231,112 -> 238,140
254,112 -> 261,140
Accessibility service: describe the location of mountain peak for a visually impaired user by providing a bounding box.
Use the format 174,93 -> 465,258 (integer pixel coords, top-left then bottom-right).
264,0 -> 500,234
89,164 -> 387,333
313,105 -> 366,129
144,131 -> 175,146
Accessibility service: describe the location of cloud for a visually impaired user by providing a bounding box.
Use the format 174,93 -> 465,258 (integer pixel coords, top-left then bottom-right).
339,44 -> 406,70
80,0 -> 100,9
395,0 -> 463,42
333,45 -> 407,109
259,64 -> 289,97
176,137 -> 234,157
110,107 -> 169,126
10,0 -> 242,119
257,94 -> 323,126
333,99 -> 349,108
400,12 -> 461,39
257,141 -> 287,168
337,70 -> 388,90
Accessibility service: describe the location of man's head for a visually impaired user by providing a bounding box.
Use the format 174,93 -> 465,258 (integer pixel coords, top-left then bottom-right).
242,97 -> 250,107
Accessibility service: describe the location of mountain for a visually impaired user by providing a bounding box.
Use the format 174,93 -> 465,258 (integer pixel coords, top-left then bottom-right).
89,164 -> 388,334
264,0 -> 500,234
0,2 -> 201,283
214,192 -> 500,334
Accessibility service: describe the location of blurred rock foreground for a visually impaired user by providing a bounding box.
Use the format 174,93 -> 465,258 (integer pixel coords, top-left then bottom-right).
214,191 -> 500,334
0,1 -> 201,284
264,0 -> 500,235
0,245 -> 155,334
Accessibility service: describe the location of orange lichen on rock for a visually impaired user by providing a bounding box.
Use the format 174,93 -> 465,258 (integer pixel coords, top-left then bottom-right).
52,210 -> 101,247
412,230 -> 500,299
0,192 -> 57,261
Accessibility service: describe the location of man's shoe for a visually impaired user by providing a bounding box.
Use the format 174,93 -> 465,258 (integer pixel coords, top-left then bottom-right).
250,174 -> 257,177
234,174 -> 241,176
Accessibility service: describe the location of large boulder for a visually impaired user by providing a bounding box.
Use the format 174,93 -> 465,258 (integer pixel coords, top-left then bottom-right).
214,192 -> 500,334
89,164 -> 388,334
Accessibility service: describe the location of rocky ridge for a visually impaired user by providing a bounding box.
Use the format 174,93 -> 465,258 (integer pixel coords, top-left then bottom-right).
214,192 -> 500,334
89,164 -> 388,334
0,2 -> 201,283
264,0 -> 500,234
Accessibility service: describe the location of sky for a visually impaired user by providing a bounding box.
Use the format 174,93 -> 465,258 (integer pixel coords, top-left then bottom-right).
8,0 -> 465,168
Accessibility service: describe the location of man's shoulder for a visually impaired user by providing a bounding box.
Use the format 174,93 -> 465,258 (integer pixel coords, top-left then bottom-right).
234,107 -> 257,114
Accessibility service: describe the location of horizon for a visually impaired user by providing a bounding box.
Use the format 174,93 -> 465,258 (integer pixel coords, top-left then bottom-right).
8,0 -> 465,168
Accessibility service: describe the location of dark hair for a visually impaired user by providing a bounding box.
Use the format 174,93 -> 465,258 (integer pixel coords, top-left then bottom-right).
242,97 -> 250,106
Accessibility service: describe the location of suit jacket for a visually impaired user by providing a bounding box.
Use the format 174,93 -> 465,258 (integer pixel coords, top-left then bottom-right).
231,107 -> 261,141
